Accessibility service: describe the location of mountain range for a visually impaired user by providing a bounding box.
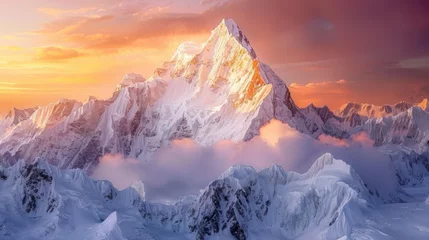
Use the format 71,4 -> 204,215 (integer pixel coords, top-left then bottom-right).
1,19 -> 429,240
0,19 -> 357,170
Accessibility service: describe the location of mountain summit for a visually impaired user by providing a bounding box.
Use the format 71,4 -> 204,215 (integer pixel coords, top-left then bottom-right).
220,18 -> 257,58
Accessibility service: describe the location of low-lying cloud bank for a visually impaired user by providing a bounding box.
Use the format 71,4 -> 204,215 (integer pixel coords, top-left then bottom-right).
92,120 -> 397,202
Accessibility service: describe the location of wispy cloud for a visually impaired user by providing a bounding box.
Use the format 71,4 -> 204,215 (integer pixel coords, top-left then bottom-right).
0,82 -> 18,85
35,46 -> 85,62
37,7 -> 99,17
0,46 -> 23,51
289,80 -> 352,108
0,82 -> 65,93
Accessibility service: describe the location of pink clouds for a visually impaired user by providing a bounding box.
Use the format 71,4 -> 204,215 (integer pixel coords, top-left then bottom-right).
319,135 -> 349,147
37,7 -> 99,17
319,132 -> 375,148
91,154 -> 142,190
351,132 -> 375,147
92,120 -> 398,201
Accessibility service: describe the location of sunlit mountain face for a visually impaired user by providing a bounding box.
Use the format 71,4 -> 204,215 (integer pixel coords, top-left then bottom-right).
1,1 -> 429,240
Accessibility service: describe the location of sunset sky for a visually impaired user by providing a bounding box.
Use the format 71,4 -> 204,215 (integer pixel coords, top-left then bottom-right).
1,0 -> 429,115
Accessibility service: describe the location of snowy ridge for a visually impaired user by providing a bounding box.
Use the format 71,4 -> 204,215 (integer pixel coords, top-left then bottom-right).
0,99 -> 81,158
0,153 -> 391,240
91,212 -> 126,240
364,106 -> 429,149
2,107 -> 37,126
221,19 -> 256,58
338,99 -> 429,119
115,73 -> 146,92
298,104 -> 356,139
0,107 -> 37,142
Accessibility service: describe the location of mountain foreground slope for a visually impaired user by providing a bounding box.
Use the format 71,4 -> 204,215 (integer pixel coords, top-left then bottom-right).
2,153 -> 427,240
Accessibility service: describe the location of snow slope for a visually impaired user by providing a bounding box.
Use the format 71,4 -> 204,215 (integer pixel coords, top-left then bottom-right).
0,153 -> 404,240
364,106 -> 429,149
348,186 -> 429,240
0,107 -> 37,139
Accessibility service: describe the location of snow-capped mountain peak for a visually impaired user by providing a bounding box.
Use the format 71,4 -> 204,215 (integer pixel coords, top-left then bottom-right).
171,41 -> 203,64
218,18 -> 257,58
0,107 -> 37,135
0,19 -> 363,170
115,72 -> 146,91
29,98 -> 81,129
4,107 -> 37,126
85,96 -> 97,103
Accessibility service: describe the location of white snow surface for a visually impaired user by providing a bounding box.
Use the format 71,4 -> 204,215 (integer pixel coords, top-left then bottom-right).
1,153 -> 424,240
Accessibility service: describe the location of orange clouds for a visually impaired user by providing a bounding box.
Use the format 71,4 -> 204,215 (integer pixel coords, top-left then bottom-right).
36,47 -> 84,61
40,15 -> 209,51
37,7 -> 99,17
34,1 -> 208,53
38,15 -> 115,35
290,79 -> 346,88
0,46 -> 23,51
289,80 -> 352,109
